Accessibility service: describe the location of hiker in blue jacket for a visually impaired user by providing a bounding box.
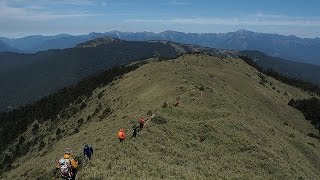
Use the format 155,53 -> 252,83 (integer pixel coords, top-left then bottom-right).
83,144 -> 94,160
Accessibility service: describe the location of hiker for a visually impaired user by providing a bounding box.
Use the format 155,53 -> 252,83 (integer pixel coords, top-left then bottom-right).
174,98 -> 180,107
118,128 -> 126,142
56,148 -> 78,180
132,125 -> 139,137
83,144 -> 94,160
174,101 -> 179,107
139,117 -> 145,129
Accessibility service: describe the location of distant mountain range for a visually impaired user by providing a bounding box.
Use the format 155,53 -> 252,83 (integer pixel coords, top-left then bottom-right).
1,30 -> 320,65
0,40 -> 20,53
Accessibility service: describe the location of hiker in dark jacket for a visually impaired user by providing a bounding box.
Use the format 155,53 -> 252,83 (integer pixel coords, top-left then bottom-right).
132,125 -> 139,137
83,144 -> 94,160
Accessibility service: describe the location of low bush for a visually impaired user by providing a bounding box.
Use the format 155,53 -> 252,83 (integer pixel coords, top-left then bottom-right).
152,115 -> 168,124
162,102 -> 168,108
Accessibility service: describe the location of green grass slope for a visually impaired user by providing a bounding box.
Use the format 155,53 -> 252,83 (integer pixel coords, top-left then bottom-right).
2,54 -> 320,179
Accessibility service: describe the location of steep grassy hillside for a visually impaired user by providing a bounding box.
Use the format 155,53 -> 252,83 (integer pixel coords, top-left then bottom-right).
2,54 -> 320,179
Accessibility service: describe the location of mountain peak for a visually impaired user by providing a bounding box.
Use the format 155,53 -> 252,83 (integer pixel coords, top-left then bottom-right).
76,36 -> 123,48
159,30 -> 184,35
235,29 -> 254,34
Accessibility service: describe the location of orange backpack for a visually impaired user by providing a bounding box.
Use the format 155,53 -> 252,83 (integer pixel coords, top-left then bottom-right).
118,129 -> 126,139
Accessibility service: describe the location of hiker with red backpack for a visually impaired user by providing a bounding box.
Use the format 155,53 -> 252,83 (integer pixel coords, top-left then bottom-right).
139,117 -> 145,129
56,148 -> 78,180
118,128 -> 126,142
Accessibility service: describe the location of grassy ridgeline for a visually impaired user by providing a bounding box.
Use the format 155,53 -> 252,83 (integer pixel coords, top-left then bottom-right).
2,54 -> 320,179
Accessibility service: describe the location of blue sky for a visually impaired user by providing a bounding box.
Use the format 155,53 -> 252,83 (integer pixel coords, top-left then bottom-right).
0,0 -> 320,38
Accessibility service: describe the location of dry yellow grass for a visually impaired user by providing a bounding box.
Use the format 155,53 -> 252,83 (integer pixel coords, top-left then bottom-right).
2,54 -> 320,179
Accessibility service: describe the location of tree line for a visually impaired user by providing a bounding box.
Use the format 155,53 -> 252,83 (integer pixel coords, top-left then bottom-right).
288,98 -> 320,136
0,61 -> 148,174
238,55 -> 320,95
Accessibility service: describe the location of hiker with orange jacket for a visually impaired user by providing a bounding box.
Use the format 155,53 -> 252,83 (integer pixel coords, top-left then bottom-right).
139,117 -> 145,129
56,148 -> 78,180
118,128 -> 126,142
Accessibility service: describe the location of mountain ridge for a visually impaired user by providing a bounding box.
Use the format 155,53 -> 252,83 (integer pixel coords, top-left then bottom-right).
1,54 -> 320,179
0,40 -> 21,53
1,29 -> 320,65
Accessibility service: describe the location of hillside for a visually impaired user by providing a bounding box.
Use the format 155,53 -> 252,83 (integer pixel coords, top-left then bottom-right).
2,54 -> 320,179
239,50 -> 320,85
0,38 -> 184,112
0,40 -> 20,53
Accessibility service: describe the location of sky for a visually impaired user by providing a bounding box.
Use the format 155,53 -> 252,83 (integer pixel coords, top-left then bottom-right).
0,0 -> 320,38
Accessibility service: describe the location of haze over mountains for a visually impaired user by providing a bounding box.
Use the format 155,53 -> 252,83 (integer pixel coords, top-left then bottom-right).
0,40 -> 20,53
1,30 -> 320,65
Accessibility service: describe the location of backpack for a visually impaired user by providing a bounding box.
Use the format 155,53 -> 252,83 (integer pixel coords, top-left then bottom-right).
60,159 -> 73,178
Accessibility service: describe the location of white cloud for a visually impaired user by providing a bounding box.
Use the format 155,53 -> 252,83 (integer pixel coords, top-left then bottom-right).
125,14 -> 320,27
165,0 -> 191,5
0,1 -> 99,22
22,0 -> 95,6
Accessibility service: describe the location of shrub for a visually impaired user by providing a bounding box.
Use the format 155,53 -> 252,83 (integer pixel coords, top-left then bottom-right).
199,86 -> 205,91
198,123 -> 211,142
258,73 -> 268,86
38,141 -> 46,151
77,118 -> 84,127
56,128 -> 62,136
307,133 -> 320,140
162,102 -> 168,108
80,102 -> 87,110
32,123 -> 39,135
308,142 -> 315,147
99,107 -> 112,119
73,128 -> 80,134
259,79 -> 266,86
152,115 -> 168,124
18,136 -> 25,144
98,92 -> 104,99
94,104 -> 102,115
